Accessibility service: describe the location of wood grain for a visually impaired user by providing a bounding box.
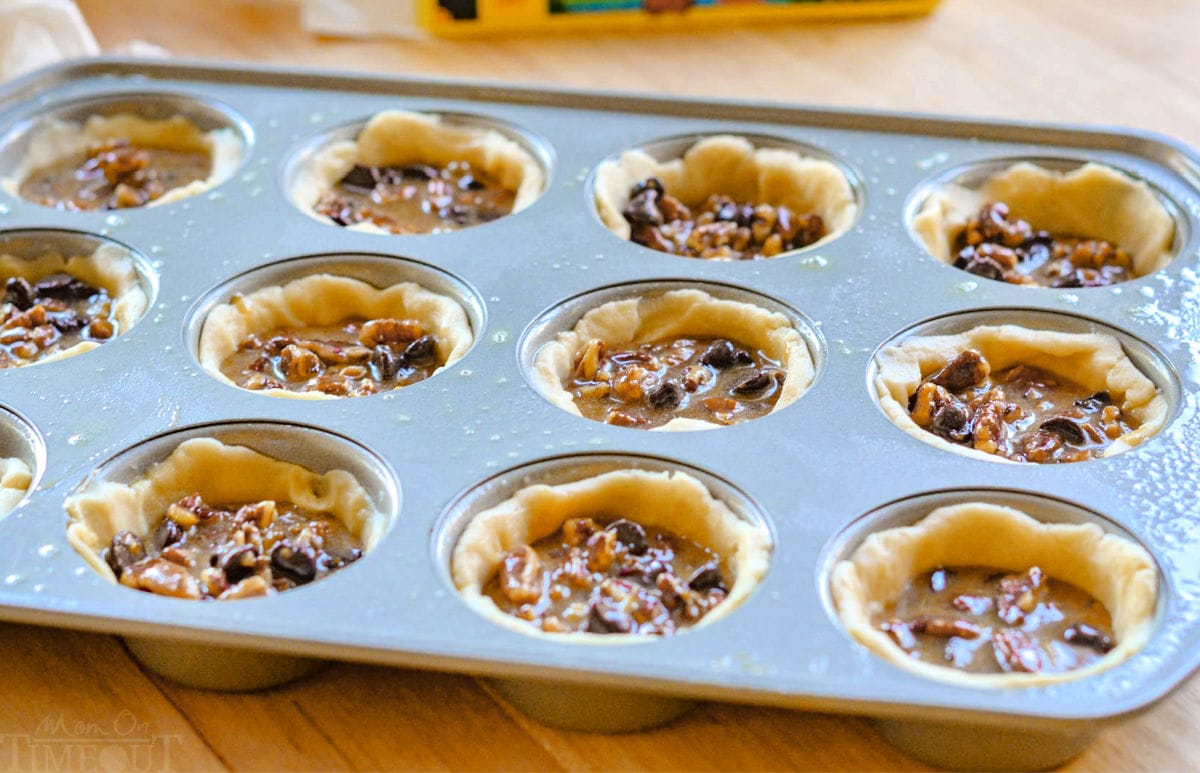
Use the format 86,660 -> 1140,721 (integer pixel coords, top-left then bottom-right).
2,0 -> 1195,769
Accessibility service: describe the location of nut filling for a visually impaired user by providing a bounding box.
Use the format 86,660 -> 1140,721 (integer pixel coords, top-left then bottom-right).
907,349 -> 1137,463
876,566 -> 1115,675
2,273 -> 116,366
220,317 -> 440,397
103,493 -> 363,600
570,336 -> 785,428
954,202 -> 1132,288
623,177 -> 825,260
484,516 -> 728,635
314,161 -> 515,234
18,138 -> 211,211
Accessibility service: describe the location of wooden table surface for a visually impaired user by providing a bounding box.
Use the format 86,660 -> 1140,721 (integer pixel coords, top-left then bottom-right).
3,0 -> 1196,770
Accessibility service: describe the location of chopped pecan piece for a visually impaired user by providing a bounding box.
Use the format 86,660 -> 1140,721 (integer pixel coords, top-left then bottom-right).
498,545 -> 543,604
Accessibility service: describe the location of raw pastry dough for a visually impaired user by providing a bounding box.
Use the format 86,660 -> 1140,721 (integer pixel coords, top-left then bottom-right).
531,288 -> 814,431
830,502 -> 1158,687
451,468 -> 772,640
65,437 -> 385,581
0,242 -> 148,365
0,456 -> 31,517
198,273 -> 474,400
873,324 -> 1167,462
912,162 -> 1175,277
593,134 -> 857,250
2,113 -> 243,206
291,110 -> 545,234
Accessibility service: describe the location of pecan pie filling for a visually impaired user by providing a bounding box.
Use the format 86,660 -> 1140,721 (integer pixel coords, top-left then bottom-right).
19,138 -> 211,211
570,336 -> 785,428
955,202 -> 1134,288
314,161 -> 515,234
484,516 -> 728,635
622,177 -> 825,260
1,274 -> 116,367
875,566 -> 1116,675
103,493 -> 363,601
908,349 -> 1137,462
220,317 -> 440,398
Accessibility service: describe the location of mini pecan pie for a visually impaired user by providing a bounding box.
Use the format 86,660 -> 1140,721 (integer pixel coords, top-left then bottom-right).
66,437 -> 384,596
452,469 -> 772,639
531,288 -> 814,430
292,110 -> 544,234
912,162 -> 1174,285
0,244 -> 147,367
5,114 -> 242,210
198,274 -> 473,400
593,135 -> 856,258
831,503 -> 1158,687
873,324 -> 1167,463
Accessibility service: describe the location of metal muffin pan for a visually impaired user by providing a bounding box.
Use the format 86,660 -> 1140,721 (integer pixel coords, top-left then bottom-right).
0,58 -> 1198,769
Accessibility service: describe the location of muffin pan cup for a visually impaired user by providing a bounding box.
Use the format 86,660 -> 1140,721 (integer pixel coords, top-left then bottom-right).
0,58 -> 1199,769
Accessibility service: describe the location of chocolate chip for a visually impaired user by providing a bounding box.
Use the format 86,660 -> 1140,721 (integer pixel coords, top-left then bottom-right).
1063,623 -> 1115,653
4,277 -> 35,310
587,600 -> 633,634
687,562 -> 726,593
49,310 -> 87,333
607,519 -> 648,555
404,335 -> 437,362
646,379 -> 684,409
931,350 -> 989,392
33,273 -> 94,300
371,345 -> 401,380
1040,416 -> 1086,445
623,189 -> 663,226
219,546 -> 258,583
698,340 -> 753,369
270,543 -> 317,585
400,164 -> 439,180
1075,391 -> 1112,411
104,531 -> 146,576
715,201 -> 738,222
930,402 -> 971,442
457,174 -> 484,191
153,518 -> 184,551
631,177 -> 663,197
339,164 -> 379,192
731,370 -> 776,396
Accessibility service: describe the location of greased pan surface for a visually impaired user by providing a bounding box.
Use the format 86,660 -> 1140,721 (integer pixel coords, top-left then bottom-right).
0,58 -> 1197,731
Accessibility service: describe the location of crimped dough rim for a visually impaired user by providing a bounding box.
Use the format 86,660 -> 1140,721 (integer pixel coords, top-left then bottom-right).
64,437 -> 385,584
451,468 -> 773,642
872,324 -> 1168,463
530,288 -> 815,431
830,502 -> 1159,688
197,273 -> 474,401
593,134 -> 858,253
0,456 -> 32,518
291,110 -> 546,234
911,161 -> 1175,278
2,113 -> 243,207
0,242 -> 149,366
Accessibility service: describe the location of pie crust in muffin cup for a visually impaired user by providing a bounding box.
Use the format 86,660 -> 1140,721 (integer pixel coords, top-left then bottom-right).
3,109 -> 243,209
450,467 -> 772,641
197,272 -> 473,399
529,287 -> 816,430
289,110 -> 547,234
65,436 -> 386,588
0,235 -> 150,367
909,160 -> 1177,283
830,501 -> 1158,688
872,320 -> 1169,463
592,133 -> 858,257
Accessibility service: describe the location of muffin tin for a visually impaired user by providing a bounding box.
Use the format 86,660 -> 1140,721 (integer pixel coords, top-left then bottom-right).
0,57 -> 1198,769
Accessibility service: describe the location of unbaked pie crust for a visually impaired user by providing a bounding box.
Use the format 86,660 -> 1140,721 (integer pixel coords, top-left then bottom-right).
830,502 -> 1158,687
451,468 -> 772,640
531,288 -> 814,431
872,324 -> 1167,462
